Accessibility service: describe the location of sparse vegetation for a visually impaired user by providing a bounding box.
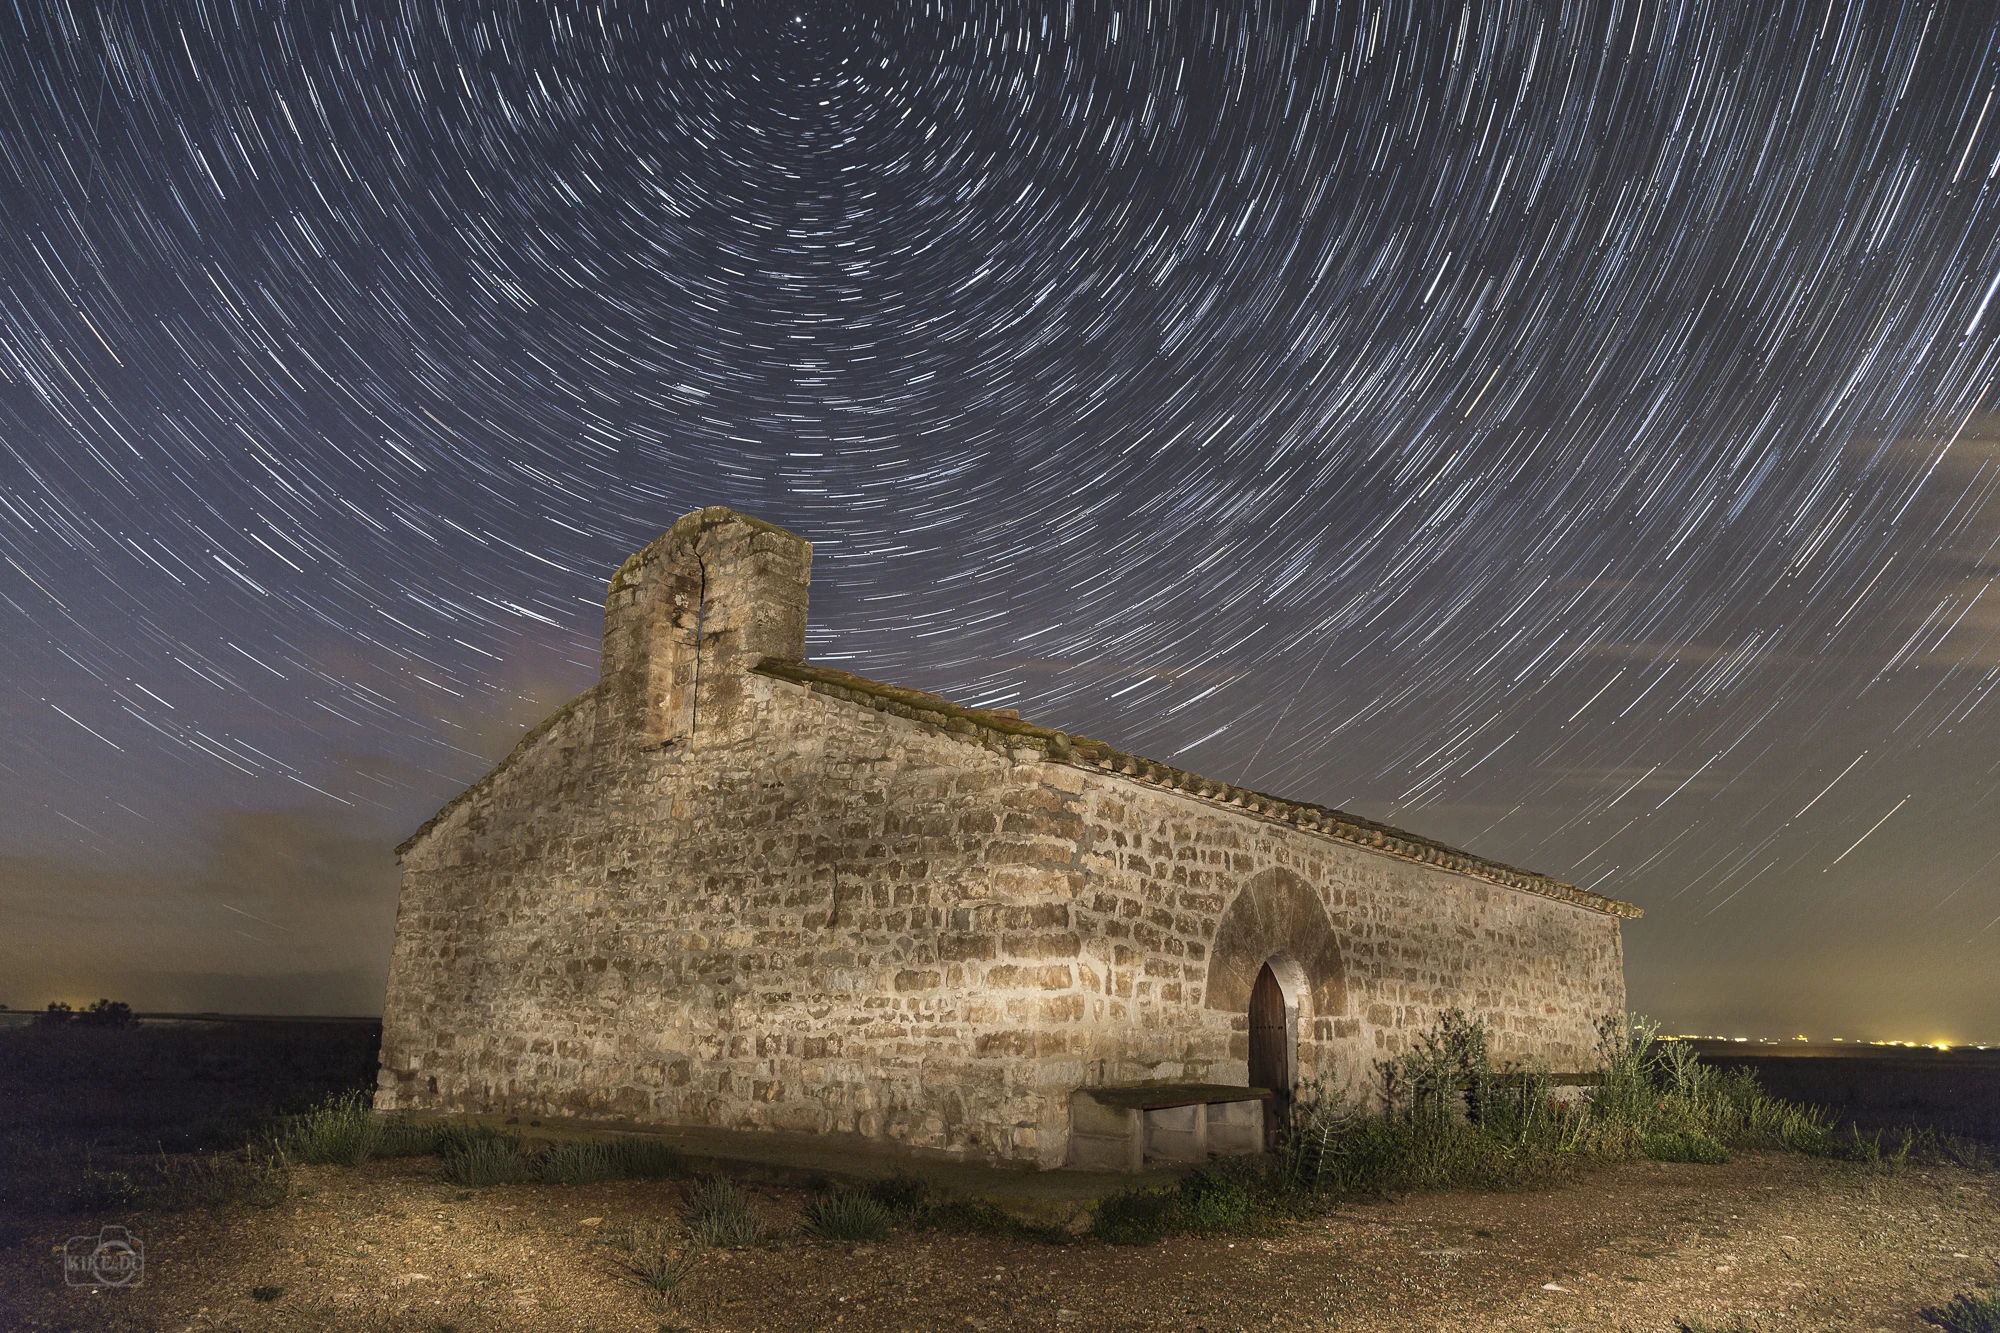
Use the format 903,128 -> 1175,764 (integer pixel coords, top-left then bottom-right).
440,1129 -> 536,1187
276,1091 -> 448,1165
277,1092 -> 377,1165
617,1222 -> 700,1293
1089,1185 -> 1183,1245
271,1091 -> 693,1188
847,1173 -> 1072,1244
1923,1287 -> 2000,1333
1260,1007 -> 1992,1229
143,1143 -> 291,1210
1086,1168 -> 1266,1244
1072,1006 -> 1998,1247
1173,1168 -> 1259,1234
1643,1130 -> 1732,1164
66,1142 -> 289,1212
800,1187 -> 892,1242
537,1136 -> 687,1186
684,1175 -> 763,1247
0,1017 -> 1991,1327
1,1015 -> 378,1232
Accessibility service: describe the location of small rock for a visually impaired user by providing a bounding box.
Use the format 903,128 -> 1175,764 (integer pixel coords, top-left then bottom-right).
580,1217 -> 603,1227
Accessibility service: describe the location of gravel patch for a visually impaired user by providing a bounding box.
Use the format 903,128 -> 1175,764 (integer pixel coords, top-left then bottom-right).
2,1152 -> 1994,1332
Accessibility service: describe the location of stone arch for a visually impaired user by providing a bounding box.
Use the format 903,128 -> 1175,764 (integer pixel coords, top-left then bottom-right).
1204,867 -> 1345,1021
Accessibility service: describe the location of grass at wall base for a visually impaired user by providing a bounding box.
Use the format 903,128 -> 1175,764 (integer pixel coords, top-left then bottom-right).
1092,1009 -> 1992,1245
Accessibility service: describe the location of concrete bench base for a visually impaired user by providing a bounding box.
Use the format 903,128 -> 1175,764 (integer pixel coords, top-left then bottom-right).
1066,1083 -> 1271,1172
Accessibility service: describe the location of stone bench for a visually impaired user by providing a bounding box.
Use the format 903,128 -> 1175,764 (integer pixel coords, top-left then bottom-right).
1066,1083 -> 1272,1172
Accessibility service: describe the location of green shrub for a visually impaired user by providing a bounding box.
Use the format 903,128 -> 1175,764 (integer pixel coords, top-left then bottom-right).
602,1136 -> 686,1180
278,1093 -> 450,1166
1378,1007 -> 1492,1131
685,1176 -> 762,1247
432,1121 -> 505,1157
802,1189 -> 892,1242
1922,1288 -> 2000,1333
372,1117 -> 438,1158
279,1093 -> 380,1166
537,1140 -> 618,1186
536,1137 -> 685,1186
1642,1131 -> 1730,1164
1739,1091 -> 1834,1150
1254,1009 -> 1973,1222
1090,1188 -> 1179,1245
1589,1012 -> 1663,1127
1277,1078 -> 1364,1192
1176,1169 -> 1256,1234
441,1133 -> 535,1187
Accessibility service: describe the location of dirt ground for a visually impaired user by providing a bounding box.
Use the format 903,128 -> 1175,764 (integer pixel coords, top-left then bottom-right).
2,1152 -> 1994,1333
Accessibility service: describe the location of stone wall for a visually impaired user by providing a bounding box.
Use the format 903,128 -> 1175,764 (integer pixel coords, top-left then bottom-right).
378,508 -> 1630,1169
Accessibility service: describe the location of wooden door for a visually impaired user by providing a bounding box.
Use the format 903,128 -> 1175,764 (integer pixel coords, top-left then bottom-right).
1248,963 -> 1289,1146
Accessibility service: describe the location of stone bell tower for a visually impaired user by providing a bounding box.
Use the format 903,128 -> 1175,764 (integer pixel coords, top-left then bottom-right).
599,506 -> 812,747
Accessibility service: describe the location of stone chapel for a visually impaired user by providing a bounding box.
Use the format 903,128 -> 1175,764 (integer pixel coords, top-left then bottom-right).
377,506 -> 1637,1169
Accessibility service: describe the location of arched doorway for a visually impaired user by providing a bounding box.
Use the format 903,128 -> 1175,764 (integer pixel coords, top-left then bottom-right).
1247,962 -> 1291,1146
1205,868 -> 1345,1148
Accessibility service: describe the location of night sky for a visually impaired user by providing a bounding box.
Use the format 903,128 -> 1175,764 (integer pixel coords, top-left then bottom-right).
3,1 -> 1997,1040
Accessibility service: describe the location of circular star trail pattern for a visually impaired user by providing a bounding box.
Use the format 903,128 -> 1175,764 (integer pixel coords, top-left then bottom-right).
2,0 -> 1997,1032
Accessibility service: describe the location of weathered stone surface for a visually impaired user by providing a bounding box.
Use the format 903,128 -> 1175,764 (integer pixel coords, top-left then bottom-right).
378,508 -> 1633,1169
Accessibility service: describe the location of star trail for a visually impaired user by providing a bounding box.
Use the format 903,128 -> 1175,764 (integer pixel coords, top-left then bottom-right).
2,0 -> 1997,1035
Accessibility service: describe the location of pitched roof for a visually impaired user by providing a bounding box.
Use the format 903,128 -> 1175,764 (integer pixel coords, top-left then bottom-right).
757,659 -> 1642,920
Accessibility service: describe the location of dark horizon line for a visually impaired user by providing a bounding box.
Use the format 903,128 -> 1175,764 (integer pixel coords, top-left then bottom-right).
2,1007 -> 1993,1049
1,1008 -> 383,1024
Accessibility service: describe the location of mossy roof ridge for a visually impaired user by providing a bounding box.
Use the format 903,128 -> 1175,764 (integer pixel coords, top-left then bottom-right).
758,659 -> 1641,920
395,685 -> 599,856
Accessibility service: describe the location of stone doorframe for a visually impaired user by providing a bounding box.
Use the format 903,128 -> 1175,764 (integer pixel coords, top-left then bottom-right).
1203,867 -> 1346,1092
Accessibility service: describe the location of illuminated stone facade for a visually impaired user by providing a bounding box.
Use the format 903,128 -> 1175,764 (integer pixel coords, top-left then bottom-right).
377,507 -> 1637,1168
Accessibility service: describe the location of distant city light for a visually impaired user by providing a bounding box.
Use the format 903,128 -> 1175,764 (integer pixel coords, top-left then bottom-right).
1655,1034 -> 1994,1047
